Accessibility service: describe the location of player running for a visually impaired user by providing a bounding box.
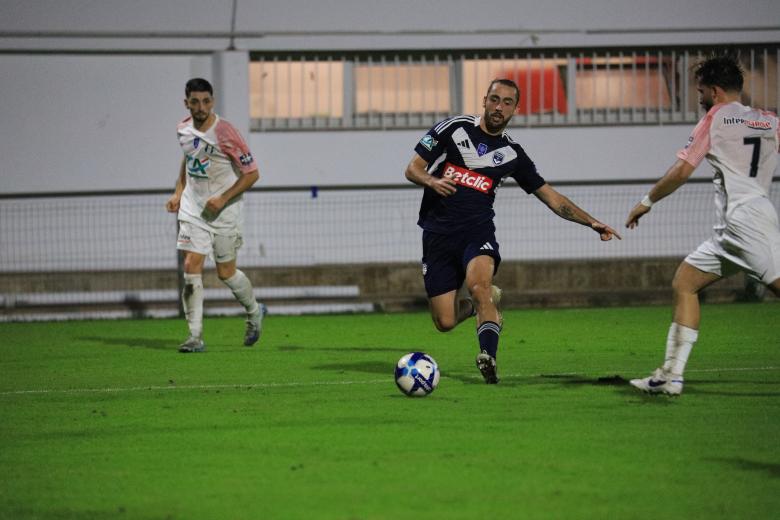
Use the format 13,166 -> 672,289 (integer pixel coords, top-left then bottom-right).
166,78 -> 266,353
405,79 -> 621,384
626,54 -> 780,395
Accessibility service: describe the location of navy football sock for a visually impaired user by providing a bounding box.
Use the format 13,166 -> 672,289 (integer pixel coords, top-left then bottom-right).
477,321 -> 501,359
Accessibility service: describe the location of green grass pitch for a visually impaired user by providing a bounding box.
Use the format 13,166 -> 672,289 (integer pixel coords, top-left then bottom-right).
1,302 -> 779,519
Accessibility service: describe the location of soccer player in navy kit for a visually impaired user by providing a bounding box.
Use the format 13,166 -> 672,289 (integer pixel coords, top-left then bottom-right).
405,79 -> 621,384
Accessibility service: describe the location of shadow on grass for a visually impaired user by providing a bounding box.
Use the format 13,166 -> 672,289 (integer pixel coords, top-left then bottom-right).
445,372 -> 632,387
708,457 -> 780,478
80,336 -> 172,350
538,374 -> 630,386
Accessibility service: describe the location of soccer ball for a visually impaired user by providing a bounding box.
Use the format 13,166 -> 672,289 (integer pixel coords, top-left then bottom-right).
395,352 -> 440,397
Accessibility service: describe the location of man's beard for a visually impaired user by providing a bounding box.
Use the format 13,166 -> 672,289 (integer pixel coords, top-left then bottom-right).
484,112 -> 509,134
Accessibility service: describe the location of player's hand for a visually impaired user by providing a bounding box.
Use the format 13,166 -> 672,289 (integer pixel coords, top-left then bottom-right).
591,221 -> 621,241
165,195 -> 180,213
203,195 -> 227,220
427,176 -> 458,197
625,203 -> 651,229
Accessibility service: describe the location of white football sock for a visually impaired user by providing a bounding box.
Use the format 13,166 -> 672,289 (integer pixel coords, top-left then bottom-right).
182,273 -> 204,338
222,269 -> 259,315
662,322 -> 698,377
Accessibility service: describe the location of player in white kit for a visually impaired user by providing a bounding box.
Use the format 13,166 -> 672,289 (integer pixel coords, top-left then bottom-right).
625,55 -> 780,395
166,78 -> 266,353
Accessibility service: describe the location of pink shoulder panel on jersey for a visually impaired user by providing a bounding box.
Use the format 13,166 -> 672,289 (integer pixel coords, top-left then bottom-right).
757,109 -> 780,151
215,120 -> 256,174
676,104 -> 727,168
177,116 -> 193,131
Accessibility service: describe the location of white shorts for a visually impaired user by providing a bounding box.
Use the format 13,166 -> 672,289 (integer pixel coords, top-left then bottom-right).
176,220 -> 243,263
685,198 -> 780,285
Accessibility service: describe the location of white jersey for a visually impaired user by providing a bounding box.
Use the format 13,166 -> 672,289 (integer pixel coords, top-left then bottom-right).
677,101 -> 780,231
177,114 -> 257,234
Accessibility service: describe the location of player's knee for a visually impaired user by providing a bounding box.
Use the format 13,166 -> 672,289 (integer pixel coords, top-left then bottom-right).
768,279 -> 780,297
216,264 -> 237,280
671,276 -> 684,295
182,254 -> 205,274
671,273 -> 696,295
468,282 -> 492,307
432,314 -> 456,332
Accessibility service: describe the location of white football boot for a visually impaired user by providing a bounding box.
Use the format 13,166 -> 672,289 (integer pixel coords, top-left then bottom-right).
244,303 -> 267,347
178,336 -> 206,353
630,367 -> 683,396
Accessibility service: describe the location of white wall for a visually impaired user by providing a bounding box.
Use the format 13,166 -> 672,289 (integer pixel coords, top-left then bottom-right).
251,126 -> 693,188
0,54 -> 193,193
0,0 -> 775,194
1,0 -> 778,50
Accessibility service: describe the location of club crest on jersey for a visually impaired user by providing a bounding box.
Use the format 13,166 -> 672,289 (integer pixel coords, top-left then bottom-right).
442,162 -> 493,194
420,134 -> 438,151
477,143 -> 489,156
492,151 -> 505,165
193,137 -> 200,149
239,152 -> 254,166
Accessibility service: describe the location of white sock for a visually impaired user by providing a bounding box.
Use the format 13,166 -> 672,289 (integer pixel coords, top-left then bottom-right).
182,273 -> 204,338
662,322 -> 698,377
222,269 -> 259,315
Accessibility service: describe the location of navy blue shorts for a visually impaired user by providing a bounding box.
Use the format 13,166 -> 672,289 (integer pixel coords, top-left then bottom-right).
421,228 -> 501,298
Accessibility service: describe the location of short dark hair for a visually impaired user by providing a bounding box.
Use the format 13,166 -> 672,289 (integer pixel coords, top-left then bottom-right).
185,78 -> 214,97
693,54 -> 744,93
487,78 -> 520,105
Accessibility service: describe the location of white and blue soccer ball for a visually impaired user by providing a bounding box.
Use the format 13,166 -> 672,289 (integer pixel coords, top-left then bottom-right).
395,352 -> 440,397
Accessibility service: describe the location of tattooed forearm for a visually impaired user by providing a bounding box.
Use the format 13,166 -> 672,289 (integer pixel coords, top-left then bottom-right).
558,203 -> 576,220
557,202 -> 591,226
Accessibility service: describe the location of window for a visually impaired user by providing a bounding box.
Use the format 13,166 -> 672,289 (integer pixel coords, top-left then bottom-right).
249,46 -> 779,130
250,58 -> 344,125
462,56 -> 568,118
353,60 -> 450,120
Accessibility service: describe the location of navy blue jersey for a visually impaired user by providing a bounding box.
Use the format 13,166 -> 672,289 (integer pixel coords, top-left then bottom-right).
414,115 -> 545,234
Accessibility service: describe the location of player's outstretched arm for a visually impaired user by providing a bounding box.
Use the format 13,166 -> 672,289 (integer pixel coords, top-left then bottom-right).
625,159 -> 695,229
405,153 -> 457,197
534,184 -> 621,241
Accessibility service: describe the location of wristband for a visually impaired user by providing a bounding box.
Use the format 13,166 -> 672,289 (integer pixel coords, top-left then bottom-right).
640,195 -> 654,208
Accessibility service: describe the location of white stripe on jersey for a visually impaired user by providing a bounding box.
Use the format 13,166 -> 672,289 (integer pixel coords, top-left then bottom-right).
428,152 -> 448,174
451,127 -> 518,169
435,115 -> 477,134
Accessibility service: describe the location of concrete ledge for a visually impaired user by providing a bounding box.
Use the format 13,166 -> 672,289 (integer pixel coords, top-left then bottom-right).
0,258 -> 772,321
